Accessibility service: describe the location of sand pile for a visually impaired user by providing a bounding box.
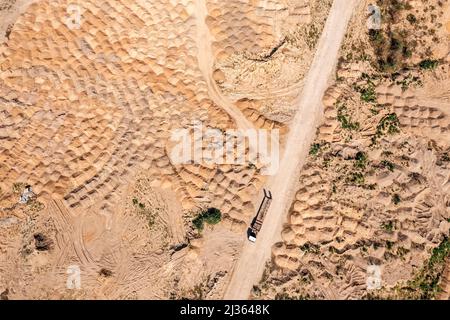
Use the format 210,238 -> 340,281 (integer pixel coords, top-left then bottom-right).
256,0 -> 450,300
0,0 -> 267,228
0,0 -> 291,299
209,0 -> 332,123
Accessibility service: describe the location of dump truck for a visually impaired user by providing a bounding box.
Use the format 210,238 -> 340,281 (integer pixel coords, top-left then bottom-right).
248,189 -> 272,242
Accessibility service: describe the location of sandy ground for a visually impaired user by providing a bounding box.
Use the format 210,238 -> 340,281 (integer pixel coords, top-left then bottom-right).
3,0 -> 447,300
212,0 -> 333,124
255,0 -> 450,300
193,0 -> 254,131
0,0 -> 35,44
0,0 -> 327,299
0,0 -> 266,299
224,0 -> 360,300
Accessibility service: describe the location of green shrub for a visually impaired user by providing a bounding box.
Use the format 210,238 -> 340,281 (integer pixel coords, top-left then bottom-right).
419,59 -> 439,70
193,216 -> 205,231
300,242 -> 320,254
401,236 -> 450,299
406,14 -> 417,24
441,153 -> 450,162
337,105 -> 360,131
369,29 -> 384,43
360,85 -> 377,103
368,22 -> 411,73
377,113 -> 400,135
381,160 -> 395,171
193,207 -> 222,231
429,237 -> 450,266
392,193 -> 401,205
355,152 -> 368,169
347,172 -> 365,185
309,143 -> 321,156
386,240 -> 394,250
382,221 -> 395,232
338,114 -> 360,130
203,208 -> 221,225
132,198 -> 155,228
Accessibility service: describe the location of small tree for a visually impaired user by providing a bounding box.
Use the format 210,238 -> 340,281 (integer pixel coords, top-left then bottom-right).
203,208 -> 221,225
309,143 -> 321,156
193,207 -> 222,231
419,59 -> 439,70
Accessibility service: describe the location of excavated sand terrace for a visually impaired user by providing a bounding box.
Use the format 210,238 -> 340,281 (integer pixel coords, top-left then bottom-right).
0,0 -> 327,299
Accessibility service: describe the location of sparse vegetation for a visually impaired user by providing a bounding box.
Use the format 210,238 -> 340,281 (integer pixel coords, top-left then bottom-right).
395,73 -> 423,91
33,233 -> 53,251
386,240 -> 394,250
12,182 -> 26,194
397,246 -> 410,258
304,24 -> 320,49
27,199 -> 44,212
406,13 -> 417,24
441,153 -> 450,163
360,84 -> 377,103
269,0 -> 450,301
365,1 -> 429,74
394,236 -> 450,299
419,59 -> 439,70
355,151 -> 368,169
380,160 -> 395,172
377,113 -> 400,136
247,162 -> 257,170
309,143 -> 321,156
275,291 -> 310,300
382,221 -> 395,232
132,197 -> 155,228
364,183 -> 377,190
337,104 -> 360,131
99,268 -> 113,277
347,172 -> 365,185
369,29 -> 411,73
392,193 -> 401,205
300,242 -> 320,254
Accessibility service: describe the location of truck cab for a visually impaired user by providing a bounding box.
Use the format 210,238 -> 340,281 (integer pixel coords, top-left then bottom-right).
248,230 -> 257,242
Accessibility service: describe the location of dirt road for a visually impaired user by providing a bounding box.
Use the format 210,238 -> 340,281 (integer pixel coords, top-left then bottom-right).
223,0 -> 360,300
193,0 -> 255,130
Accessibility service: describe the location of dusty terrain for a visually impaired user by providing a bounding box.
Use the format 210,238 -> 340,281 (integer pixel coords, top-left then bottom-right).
255,0 -> 450,300
0,0 -> 329,299
1,0 -> 449,301
225,0 -> 359,300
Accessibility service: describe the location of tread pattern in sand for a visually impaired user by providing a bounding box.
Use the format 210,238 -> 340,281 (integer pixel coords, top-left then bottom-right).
205,0 -> 310,61
262,77 -> 450,299
0,0 -> 266,226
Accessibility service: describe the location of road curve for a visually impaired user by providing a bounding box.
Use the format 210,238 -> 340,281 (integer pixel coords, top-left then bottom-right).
193,0 -> 255,131
223,0 -> 360,300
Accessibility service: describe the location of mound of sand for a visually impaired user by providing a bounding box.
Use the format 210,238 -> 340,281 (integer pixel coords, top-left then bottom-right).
0,0 -> 287,299
256,0 -> 450,300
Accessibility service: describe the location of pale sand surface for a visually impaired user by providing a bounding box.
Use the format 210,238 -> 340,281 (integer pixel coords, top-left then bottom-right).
1,0 -> 449,300
256,0 -> 450,300
224,0 -> 359,300
0,0 -> 328,299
